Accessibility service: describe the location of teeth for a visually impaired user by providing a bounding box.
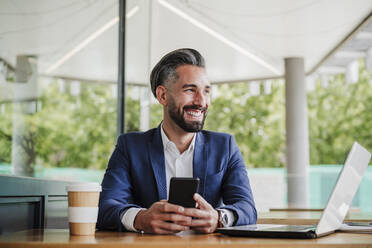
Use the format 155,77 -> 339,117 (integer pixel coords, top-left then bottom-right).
187,111 -> 201,117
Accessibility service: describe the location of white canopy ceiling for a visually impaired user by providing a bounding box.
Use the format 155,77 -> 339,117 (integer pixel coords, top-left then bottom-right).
0,0 -> 371,85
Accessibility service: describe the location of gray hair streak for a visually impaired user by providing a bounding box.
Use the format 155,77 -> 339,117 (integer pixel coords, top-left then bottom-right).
150,48 -> 205,97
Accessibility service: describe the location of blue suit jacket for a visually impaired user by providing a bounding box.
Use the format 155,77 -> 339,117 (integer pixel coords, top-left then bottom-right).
97,126 -> 257,231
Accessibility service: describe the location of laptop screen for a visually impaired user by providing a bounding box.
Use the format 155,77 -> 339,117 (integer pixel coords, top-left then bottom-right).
315,142 -> 371,236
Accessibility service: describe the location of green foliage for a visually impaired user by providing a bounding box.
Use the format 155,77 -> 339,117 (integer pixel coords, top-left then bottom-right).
32,83 -> 117,169
205,83 -> 285,168
308,63 -> 372,164
125,88 -> 140,132
150,102 -> 163,128
0,63 -> 371,171
0,104 -> 12,164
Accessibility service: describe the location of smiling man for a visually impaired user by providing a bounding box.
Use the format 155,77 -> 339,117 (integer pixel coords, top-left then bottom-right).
97,48 -> 257,234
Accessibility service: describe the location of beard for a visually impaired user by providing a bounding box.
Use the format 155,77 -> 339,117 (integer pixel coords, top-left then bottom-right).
168,96 -> 208,133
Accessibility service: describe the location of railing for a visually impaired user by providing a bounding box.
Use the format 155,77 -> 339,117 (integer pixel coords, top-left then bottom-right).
1,164 -> 372,213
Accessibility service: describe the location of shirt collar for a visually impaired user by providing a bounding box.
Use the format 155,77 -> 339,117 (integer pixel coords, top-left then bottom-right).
160,123 -> 196,155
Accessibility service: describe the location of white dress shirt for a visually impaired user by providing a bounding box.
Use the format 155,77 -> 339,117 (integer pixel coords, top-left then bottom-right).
121,125 -> 235,231
161,125 -> 195,197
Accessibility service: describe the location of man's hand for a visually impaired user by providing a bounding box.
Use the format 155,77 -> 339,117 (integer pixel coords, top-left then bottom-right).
184,193 -> 219,233
133,201 -> 192,234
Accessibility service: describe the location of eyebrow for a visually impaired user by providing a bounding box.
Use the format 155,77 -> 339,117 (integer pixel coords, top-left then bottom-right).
182,84 -> 211,89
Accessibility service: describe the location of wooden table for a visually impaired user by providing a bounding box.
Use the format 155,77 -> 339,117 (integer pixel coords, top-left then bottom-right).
257,211 -> 372,225
1,229 -> 372,248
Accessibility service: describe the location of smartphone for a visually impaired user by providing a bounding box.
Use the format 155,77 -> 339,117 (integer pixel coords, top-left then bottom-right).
168,177 -> 200,208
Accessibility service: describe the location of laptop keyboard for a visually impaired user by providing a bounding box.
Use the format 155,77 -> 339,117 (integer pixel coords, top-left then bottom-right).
265,225 -> 316,232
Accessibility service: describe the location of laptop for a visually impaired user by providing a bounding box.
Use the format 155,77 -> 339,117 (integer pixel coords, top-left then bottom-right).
217,142 -> 371,239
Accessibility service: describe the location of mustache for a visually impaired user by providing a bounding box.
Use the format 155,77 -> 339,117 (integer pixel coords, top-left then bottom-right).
183,105 -> 208,112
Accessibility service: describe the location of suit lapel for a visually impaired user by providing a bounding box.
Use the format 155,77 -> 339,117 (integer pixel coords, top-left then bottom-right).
148,126 -> 167,200
193,132 -> 208,198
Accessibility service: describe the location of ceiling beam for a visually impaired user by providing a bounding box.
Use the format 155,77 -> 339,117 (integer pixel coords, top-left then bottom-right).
317,66 -> 346,74
38,74 -> 147,87
355,31 -> 372,40
334,50 -> 365,59
211,75 -> 283,85
0,57 -> 15,72
308,12 -> 372,75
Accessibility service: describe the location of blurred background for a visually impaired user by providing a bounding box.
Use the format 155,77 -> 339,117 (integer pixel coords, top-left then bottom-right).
0,0 -> 372,212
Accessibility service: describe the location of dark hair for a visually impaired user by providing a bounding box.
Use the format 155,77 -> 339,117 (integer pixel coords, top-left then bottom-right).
150,48 -> 205,97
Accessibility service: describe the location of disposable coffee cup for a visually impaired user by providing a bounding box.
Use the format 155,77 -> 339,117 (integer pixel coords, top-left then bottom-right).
66,182 -> 102,236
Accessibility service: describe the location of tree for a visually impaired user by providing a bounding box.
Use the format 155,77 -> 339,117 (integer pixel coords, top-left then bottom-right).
308,61 -> 372,164
205,82 -> 285,168
1,62 -> 371,172
31,82 -> 117,169
0,103 -> 12,164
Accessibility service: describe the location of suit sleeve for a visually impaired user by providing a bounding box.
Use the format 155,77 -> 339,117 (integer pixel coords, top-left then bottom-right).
219,135 -> 257,225
97,135 -> 141,231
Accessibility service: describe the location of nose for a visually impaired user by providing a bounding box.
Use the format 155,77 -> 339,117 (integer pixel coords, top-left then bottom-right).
193,89 -> 209,109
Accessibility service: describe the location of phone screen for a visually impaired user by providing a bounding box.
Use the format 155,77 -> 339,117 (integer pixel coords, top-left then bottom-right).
168,177 -> 200,208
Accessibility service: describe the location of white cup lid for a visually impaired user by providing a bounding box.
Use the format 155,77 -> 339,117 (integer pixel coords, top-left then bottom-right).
66,182 -> 102,192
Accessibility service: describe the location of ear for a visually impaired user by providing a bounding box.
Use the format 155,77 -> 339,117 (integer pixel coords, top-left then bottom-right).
156,85 -> 168,106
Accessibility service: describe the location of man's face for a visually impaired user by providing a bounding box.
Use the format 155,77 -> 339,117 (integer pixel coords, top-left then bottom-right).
166,65 -> 211,132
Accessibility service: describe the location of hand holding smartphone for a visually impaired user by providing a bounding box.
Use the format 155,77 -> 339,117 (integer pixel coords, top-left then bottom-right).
168,177 -> 200,208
